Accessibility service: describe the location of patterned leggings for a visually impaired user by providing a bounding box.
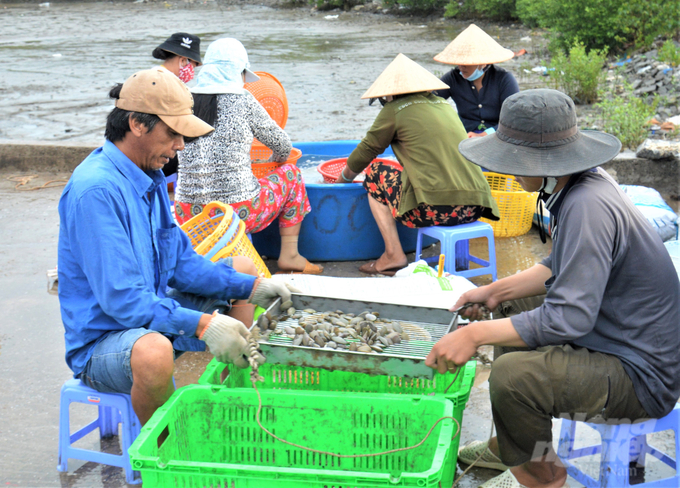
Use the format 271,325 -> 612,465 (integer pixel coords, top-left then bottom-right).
363,161 -> 483,228
174,164 -> 311,232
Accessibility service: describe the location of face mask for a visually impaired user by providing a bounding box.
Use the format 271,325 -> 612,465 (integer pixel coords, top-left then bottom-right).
462,67 -> 484,81
539,177 -> 559,194
178,61 -> 195,83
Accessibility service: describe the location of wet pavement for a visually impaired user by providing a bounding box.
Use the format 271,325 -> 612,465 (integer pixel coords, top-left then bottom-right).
1,2 -> 677,487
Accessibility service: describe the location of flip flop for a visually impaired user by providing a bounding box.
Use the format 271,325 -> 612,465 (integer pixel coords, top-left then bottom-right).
275,261 -> 324,275
358,261 -> 404,277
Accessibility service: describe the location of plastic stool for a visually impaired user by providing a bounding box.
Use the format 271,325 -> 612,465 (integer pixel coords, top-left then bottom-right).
415,221 -> 497,281
57,378 -> 141,484
557,403 -> 680,487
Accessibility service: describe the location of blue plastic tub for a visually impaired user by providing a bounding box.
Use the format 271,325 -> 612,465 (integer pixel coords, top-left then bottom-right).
251,140 -> 435,262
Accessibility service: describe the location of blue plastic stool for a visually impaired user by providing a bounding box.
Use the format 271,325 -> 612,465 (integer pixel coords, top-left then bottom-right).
57,378 -> 142,484
557,403 -> 680,487
415,221 -> 497,281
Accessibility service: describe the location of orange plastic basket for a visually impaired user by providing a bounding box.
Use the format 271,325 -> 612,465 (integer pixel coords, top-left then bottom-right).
244,72 -> 288,129
479,172 -> 538,237
250,143 -> 302,179
211,220 -> 272,278
180,202 -> 236,255
317,157 -> 403,184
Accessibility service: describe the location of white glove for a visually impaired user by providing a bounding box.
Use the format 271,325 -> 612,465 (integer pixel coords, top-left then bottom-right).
200,314 -> 264,368
248,278 -> 302,309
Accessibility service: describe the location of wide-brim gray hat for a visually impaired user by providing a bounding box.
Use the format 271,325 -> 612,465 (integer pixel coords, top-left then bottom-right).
458,89 -> 621,177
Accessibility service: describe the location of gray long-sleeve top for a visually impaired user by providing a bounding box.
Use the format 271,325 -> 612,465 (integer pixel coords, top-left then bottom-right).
512,168 -> 680,418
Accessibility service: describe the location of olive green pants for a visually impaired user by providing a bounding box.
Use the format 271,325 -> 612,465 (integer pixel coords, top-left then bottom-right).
488,297 -> 650,466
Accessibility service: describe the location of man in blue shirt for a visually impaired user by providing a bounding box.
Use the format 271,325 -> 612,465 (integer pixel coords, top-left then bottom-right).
58,68 -> 295,425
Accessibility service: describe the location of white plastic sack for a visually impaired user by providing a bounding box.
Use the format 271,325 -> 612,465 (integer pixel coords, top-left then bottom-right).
621,185 -> 679,242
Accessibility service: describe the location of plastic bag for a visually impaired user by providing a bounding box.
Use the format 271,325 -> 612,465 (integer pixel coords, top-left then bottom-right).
621,185 -> 679,242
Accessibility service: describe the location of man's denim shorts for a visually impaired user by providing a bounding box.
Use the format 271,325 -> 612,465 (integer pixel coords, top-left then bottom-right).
78,328 -> 157,395
78,257 -> 235,394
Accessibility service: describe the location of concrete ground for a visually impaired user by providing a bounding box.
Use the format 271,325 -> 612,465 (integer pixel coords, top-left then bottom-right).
1,170 -> 677,487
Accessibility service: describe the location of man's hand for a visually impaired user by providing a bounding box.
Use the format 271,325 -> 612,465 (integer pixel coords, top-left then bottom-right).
467,131 -> 488,138
453,285 -> 499,321
248,278 -> 302,309
200,313 -> 264,368
425,326 -> 479,374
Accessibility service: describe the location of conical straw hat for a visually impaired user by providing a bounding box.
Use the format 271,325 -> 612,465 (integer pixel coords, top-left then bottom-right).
361,53 -> 449,99
434,24 -> 514,65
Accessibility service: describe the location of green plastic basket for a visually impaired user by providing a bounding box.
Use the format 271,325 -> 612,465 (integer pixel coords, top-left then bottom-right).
129,386 -> 460,487
198,358 -> 476,405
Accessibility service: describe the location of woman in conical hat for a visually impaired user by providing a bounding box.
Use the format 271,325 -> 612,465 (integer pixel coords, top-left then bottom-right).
337,53 -> 500,276
433,24 -> 519,139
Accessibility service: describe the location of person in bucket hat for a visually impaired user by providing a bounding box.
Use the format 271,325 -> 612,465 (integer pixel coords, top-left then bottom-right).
58,67 -> 299,428
426,89 -> 680,488
152,32 -> 203,178
338,53 -> 500,276
433,24 -> 519,138
153,32 -> 202,84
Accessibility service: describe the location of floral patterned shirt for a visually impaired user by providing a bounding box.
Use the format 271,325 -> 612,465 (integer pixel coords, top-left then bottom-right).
176,92 -> 292,205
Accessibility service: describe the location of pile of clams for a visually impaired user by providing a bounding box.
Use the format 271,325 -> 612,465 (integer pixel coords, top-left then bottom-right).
256,301 -> 431,354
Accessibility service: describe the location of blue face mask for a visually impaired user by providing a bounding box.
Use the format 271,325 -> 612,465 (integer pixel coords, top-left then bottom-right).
463,67 -> 485,81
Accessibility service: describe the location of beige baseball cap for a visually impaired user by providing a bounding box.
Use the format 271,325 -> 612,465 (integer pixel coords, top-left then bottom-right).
116,68 -> 214,138
434,24 -> 514,65
361,53 -> 449,99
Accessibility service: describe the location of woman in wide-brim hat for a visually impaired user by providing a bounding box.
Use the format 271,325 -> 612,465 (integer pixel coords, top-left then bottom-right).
433,24 -> 519,139
427,89 -> 680,488
338,53 -> 500,276
175,38 -> 323,275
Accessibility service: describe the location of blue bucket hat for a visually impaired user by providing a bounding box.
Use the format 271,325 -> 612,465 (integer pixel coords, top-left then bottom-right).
191,38 -> 260,95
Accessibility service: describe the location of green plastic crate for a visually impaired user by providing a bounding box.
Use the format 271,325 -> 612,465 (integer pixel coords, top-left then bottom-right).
129,385 -> 460,487
198,358 -> 476,405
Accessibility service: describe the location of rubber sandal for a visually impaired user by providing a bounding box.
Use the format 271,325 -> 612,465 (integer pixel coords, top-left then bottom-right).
479,470 -> 571,488
458,440 -> 510,471
358,261 -> 405,277
275,261 -> 324,275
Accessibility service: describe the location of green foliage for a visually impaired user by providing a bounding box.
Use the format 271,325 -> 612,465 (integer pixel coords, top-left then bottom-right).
515,0 -> 680,53
658,39 -> 680,67
385,0 -> 447,13
547,41 -> 607,104
596,84 -> 659,149
444,0 -> 516,20
313,0 -> 364,10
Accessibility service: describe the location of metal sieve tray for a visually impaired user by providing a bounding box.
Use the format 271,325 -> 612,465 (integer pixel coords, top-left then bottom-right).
256,294 -> 460,379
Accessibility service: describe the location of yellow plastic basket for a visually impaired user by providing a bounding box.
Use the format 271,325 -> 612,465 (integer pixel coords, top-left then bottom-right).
211,219 -> 272,278
180,202 -> 237,255
480,172 -> 538,237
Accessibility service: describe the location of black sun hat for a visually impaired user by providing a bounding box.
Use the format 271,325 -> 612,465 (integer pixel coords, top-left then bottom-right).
458,89 -> 621,177
154,32 -> 202,65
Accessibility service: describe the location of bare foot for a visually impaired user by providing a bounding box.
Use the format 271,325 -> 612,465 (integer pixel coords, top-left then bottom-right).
373,253 -> 407,273
277,253 -> 323,274
277,253 -> 310,272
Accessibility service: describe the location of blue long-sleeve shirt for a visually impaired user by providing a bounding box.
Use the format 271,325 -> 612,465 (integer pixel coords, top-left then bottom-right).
433,65 -> 519,133
58,140 -> 257,376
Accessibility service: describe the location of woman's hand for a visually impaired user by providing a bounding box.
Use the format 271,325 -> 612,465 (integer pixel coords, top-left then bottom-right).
335,165 -> 359,184
467,131 -> 488,138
